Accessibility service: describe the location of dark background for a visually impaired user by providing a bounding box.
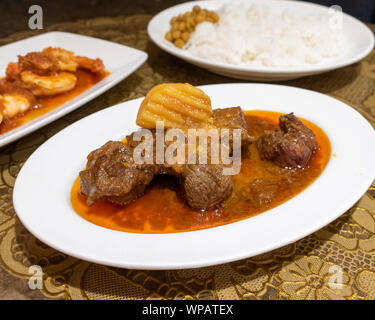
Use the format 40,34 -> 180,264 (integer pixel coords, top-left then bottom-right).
0,0 -> 374,38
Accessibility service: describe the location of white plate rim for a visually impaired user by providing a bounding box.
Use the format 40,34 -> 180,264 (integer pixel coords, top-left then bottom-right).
13,83 -> 375,270
0,31 -> 148,148
148,0 -> 375,75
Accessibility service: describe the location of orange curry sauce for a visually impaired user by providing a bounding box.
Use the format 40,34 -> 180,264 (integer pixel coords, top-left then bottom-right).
71,110 -> 331,234
0,69 -> 109,134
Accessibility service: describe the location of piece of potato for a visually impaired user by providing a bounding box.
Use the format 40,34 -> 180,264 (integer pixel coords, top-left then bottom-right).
136,83 -> 213,129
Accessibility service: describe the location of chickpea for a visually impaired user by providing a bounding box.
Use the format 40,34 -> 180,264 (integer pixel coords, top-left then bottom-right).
210,11 -> 219,23
172,30 -> 181,40
171,22 -> 179,31
174,39 -> 185,48
178,22 -> 186,31
181,32 -> 190,42
170,17 -> 177,25
186,16 -> 194,27
193,5 -> 200,13
165,31 -> 173,41
195,14 -> 205,24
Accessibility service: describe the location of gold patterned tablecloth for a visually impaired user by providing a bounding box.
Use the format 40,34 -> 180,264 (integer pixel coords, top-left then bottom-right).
0,15 -> 375,300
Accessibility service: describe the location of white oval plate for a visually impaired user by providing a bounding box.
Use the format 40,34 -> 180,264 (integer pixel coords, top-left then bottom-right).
148,0 -> 374,81
0,31 -> 147,148
13,83 -> 375,270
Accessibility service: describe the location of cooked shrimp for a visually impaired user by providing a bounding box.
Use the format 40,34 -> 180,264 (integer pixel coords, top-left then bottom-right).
0,80 -> 36,119
43,47 -> 78,72
3,47 -> 103,103
6,62 -> 22,81
18,52 -> 58,75
7,48 -> 104,83
0,93 -> 34,118
0,104 -> 3,124
41,47 -> 104,73
76,56 -> 104,73
20,71 -> 77,96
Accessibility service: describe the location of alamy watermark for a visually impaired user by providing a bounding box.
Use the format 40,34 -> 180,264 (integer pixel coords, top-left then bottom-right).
28,265 -> 43,290
328,265 -> 344,290
131,122 -> 242,175
328,5 -> 343,31
28,5 -> 43,30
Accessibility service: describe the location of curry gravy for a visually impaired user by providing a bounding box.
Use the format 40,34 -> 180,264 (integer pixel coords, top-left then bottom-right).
71,110 -> 331,233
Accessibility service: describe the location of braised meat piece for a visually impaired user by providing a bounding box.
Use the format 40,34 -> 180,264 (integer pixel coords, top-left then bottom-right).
247,178 -> 278,209
80,138 -> 233,210
279,113 -> 318,151
213,107 -> 253,148
256,113 -> 318,169
181,164 -> 233,210
177,107 -> 250,209
126,131 -> 234,210
127,129 -> 234,209
79,141 -> 157,206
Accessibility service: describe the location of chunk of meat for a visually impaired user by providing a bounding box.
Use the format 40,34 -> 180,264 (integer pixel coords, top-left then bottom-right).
256,113 -> 318,168
181,164 -> 233,210
212,107 -> 253,148
126,130 -> 234,209
247,178 -> 281,209
116,133 -> 235,210
279,112 -> 318,151
79,141 -> 157,206
174,107 -> 252,209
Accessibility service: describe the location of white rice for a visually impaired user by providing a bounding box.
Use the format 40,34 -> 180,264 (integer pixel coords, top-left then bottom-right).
184,3 -> 347,68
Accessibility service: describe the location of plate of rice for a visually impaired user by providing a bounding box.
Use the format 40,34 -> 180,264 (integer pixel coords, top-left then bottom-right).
148,0 -> 374,81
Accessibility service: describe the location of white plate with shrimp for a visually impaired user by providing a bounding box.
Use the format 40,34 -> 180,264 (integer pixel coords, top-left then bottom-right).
0,31 -> 147,148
